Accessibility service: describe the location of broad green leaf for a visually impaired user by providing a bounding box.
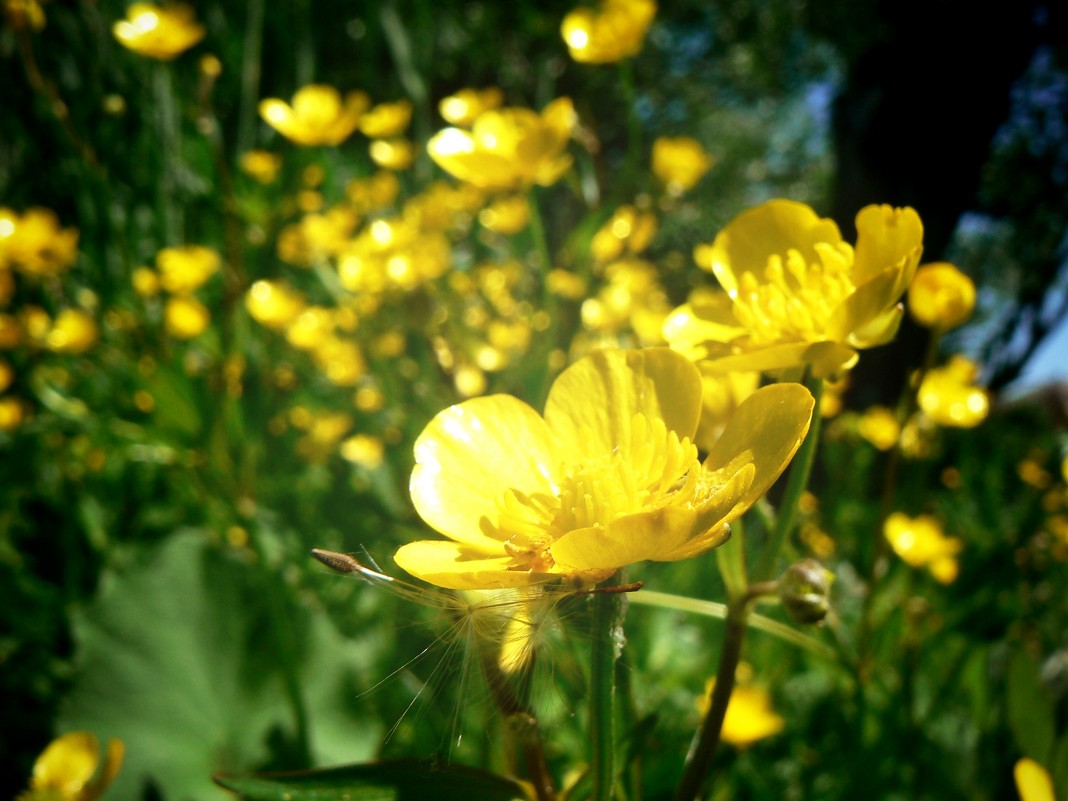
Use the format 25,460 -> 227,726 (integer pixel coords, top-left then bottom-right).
1006,650 -> 1055,762
59,530 -> 379,800
214,759 -> 532,801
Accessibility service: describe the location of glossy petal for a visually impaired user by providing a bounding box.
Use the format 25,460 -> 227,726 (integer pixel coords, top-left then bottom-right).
852,204 -> 923,286
1014,758 -> 1056,801
393,541 -> 541,589
706,200 -> 843,294
410,395 -> 559,549
544,348 -> 702,465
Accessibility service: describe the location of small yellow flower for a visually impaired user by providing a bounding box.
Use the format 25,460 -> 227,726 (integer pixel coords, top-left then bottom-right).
858,405 -> 900,451
131,267 -> 160,297
340,434 -> 385,468
359,99 -> 413,139
369,138 -> 416,171
0,207 -> 79,275
883,512 -> 961,583
591,205 -> 658,264
917,355 -> 989,428
698,678 -> 785,748
1014,758 -> 1057,801
394,348 -> 813,589
239,150 -> 283,184
164,295 -> 210,339
0,396 -> 22,431
18,731 -> 124,801
112,3 -> 205,61
666,200 -> 924,378
246,280 -> 305,330
561,0 -> 657,64
156,245 -> 219,295
259,85 -> 370,147
479,195 -> 531,234
4,0 -> 46,31
427,98 -> 575,192
0,359 -> 12,393
652,136 -> 713,195
908,261 -> 976,331
46,309 -> 98,355
439,87 -> 505,126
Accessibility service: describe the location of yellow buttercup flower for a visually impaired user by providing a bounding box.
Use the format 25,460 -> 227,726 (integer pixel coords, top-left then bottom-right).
427,98 -> 575,192
858,405 -> 900,451
359,99 -> 413,139
0,207 -> 79,275
164,295 -> 210,339
0,396 -> 23,431
4,0 -> 45,31
908,261 -> 976,331
340,434 -> 385,468
698,680 -> 785,748
439,87 -> 505,126
259,85 -> 370,147
394,348 -> 813,589
369,139 -> 416,171
652,136 -> 713,195
883,512 -> 961,583
245,280 -> 305,330
156,245 -> 220,294
479,195 -> 531,235
917,355 -> 989,428
561,0 -> 656,64
239,150 -> 283,184
46,309 -> 98,355
112,3 -> 204,60
1014,758 -> 1057,801
18,731 -> 124,801
591,205 -> 658,264
666,199 -> 923,378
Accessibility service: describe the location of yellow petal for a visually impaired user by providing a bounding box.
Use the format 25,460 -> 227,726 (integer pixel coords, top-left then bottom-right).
410,395 -> 559,550
707,200 -> 843,295
393,540 -> 540,589
852,204 -> 923,287
1014,758 -> 1056,801
704,383 -> 814,513
696,342 -> 814,375
32,732 -> 100,795
543,348 -> 702,465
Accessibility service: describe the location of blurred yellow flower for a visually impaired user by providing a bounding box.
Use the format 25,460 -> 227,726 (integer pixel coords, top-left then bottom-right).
156,245 -> 220,294
0,360 -> 12,393
666,200 -> 923,378
561,0 -> 656,64
883,512 -> 961,583
369,138 -> 416,171
908,261 -> 976,331
239,150 -> 283,184
359,99 -> 413,138
346,171 -> 402,215
46,309 -> 98,355
394,348 -> 813,589
427,98 -> 575,192
4,0 -> 45,31
652,136 -> 714,195
259,85 -> 370,147
1014,758 -> 1056,801
698,678 -> 785,747
277,208 -> 358,268
164,296 -> 210,339
18,731 -> 124,801
580,258 -> 671,345
245,280 -> 305,330
439,87 -> 505,126
917,355 -> 989,428
112,3 -> 204,60
479,195 -> 531,234
0,396 -> 22,431
0,313 -> 21,349
131,267 -> 160,297
0,207 -> 79,275
337,217 -> 450,294
340,434 -> 385,468
858,405 -> 900,451
591,205 -> 658,264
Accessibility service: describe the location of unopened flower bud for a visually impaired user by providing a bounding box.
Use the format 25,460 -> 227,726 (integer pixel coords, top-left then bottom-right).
779,558 -> 834,625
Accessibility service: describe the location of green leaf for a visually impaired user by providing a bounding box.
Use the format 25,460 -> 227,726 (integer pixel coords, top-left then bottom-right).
214,760 -> 532,801
1006,649 -> 1055,762
59,531 -> 379,800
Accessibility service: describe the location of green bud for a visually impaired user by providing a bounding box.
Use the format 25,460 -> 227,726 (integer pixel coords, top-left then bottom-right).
779,558 -> 834,625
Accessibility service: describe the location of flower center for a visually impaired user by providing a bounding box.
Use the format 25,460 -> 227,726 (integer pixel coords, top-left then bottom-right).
730,243 -> 855,345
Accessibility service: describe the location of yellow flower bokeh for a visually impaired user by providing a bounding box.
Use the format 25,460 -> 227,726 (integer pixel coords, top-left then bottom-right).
259,85 -> 370,147
883,512 -> 961,583
561,0 -> 657,64
908,261 -> 976,331
917,355 -> 989,428
112,3 -> 204,60
652,136 -> 714,196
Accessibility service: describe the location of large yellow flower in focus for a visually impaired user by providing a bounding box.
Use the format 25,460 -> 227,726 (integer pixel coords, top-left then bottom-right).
667,200 -> 924,378
395,348 -> 813,589
427,98 -> 575,192
113,3 -> 205,61
561,0 -> 656,64
259,85 -> 370,147
19,731 -> 124,801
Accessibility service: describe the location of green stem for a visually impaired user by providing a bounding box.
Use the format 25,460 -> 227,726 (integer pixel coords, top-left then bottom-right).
756,373 -> 824,580
155,64 -> 182,245
526,188 -> 557,404
618,58 -> 642,192
590,579 -> 625,801
236,0 -> 265,157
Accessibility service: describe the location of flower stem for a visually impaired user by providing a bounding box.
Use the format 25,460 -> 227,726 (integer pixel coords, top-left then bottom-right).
755,373 -> 824,580
155,64 -> 183,245
590,578 -> 625,801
